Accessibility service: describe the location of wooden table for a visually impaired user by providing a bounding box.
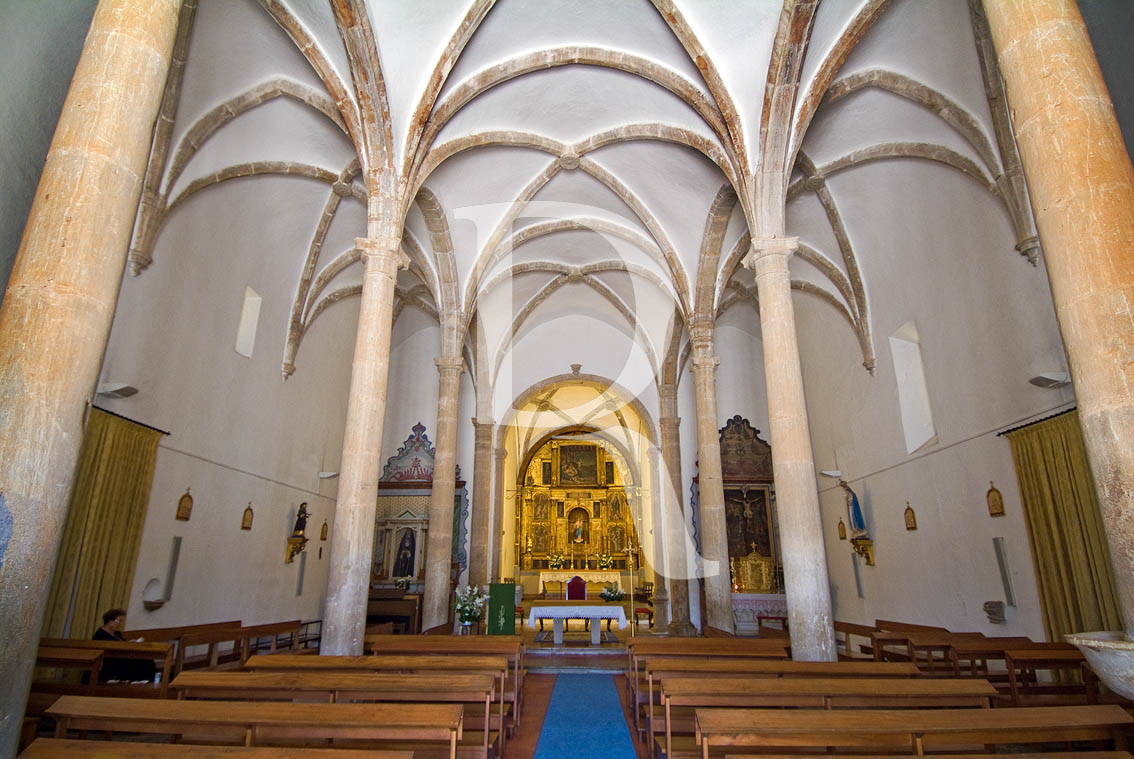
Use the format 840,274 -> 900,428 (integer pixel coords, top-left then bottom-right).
48,696 -> 462,759
527,603 -> 627,645
661,677 -> 997,759
19,738 -> 414,759
694,704 -> 1132,757
173,670 -> 498,757
35,647 -> 104,694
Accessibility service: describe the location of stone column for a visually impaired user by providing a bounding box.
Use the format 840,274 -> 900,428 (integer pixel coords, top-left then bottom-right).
423,356 -> 464,630
491,447 -> 507,580
323,229 -> 407,655
0,1 -> 181,748
689,319 -> 735,634
744,237 -> 835,661
983,0 -> 1134,638
468,419 -> 494,586
660,386 -> 696,635
647,447 -> 670,630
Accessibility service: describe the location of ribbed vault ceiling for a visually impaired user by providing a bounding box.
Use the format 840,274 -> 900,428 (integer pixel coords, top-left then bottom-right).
128,0 -> 1036,403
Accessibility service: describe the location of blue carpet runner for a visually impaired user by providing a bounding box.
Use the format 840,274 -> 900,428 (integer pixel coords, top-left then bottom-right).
534,673 -> 637,759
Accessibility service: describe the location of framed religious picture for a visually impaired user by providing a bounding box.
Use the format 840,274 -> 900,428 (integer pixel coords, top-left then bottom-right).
176,489 -> 193,521
987,481 -> 1005,517
542,460 -> 552,485
241,502 -> 253,530
559,445 -> 597,485
320,519 -> 328,540
837,519 -> 847,540
904,502 -> 917,530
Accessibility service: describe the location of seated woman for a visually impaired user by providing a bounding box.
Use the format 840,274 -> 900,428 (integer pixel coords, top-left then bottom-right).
92,608 -> 156,683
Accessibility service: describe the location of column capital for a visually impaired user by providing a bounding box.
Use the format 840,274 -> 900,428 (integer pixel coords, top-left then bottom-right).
691,354 -> 720,373
471,417 -> 495,429
493,447 -> 508,462
743,236 -> 799,270
688,316 -> 715,356
356,237 -> 409,270
435,355 -> 464,375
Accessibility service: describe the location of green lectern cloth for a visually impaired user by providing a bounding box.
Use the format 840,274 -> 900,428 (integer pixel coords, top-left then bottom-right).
487,582 -> 515,635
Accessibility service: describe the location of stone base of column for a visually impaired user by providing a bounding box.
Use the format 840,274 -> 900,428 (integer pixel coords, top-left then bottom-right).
666,619 -> 698,637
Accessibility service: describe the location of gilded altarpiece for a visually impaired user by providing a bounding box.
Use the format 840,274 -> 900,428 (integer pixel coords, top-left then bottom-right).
719,416 -> 780,594
516,439 -> 638,571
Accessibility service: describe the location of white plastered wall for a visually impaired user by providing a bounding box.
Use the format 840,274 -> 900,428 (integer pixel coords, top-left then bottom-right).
793,161 -> 1073,638
98,179 -> 361,628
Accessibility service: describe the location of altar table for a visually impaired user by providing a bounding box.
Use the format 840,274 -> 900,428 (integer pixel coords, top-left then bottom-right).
539,570 -> 622,591
528,604 -> 628,645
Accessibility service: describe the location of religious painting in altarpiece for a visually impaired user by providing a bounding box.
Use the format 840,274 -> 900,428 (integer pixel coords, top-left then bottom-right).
717,415 -> 781,593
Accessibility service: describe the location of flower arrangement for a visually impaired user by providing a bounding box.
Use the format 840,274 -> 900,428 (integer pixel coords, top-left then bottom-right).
596,553 -> 614,569
454,585 -> 488,624
600,582 -> 625,602
547,553 -> 564,569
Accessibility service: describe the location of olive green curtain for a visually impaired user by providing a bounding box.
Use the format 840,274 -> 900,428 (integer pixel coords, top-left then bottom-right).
42,408 -> 163,639
1005,410 -> 1122,641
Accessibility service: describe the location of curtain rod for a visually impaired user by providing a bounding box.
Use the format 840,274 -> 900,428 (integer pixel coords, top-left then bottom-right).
92,404 -> 171,436
996,406 -> 1076,437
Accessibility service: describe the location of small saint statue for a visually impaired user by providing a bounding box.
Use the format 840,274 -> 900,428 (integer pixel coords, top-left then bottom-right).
839,481 -> 867,537
291,502 -> 309,538
572,516 -> 584,543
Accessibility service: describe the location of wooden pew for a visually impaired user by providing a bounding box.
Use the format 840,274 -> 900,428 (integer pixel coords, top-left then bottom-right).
694,704 -> 1132,757
833,620 -> 875,659
20,738 -> 415,759
637,657 -> 920,742
35,647 -> 103,694
361,634 -> 525,725
658,676 -> 999,759
47,696 -> 462,759
725,753 -> 1134,759
245,654 -> 509,753
124,621 -> 241,676
38,639 -> 173,697
172,670 -> 498,759
639,659 -> 917,751
871,630 -> 984,673
948,636 -> 1034,677
1005,647 -> 1098,705
238,620 -> 302,663
625,639 -> 789,734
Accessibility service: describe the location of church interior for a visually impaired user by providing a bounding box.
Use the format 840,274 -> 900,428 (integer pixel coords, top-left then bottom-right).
2,0 -> 1134,756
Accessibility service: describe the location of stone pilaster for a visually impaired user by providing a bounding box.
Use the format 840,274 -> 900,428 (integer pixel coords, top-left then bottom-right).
647,447 -> 670,631
0,2 -> 182,747
983,0 -> 1134,638
744,237 -> 835,661
469,418 -> 494,586
689,319 -> 735,634
423,355 -> 464,630
323,232 -> 408,654
660,384 -> 696,635
491,447 -> 508,581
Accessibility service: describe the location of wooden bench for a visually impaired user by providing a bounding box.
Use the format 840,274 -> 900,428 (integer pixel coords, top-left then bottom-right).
173,670 -> 498,758
19,738 -> 415,759
238,620 -> 302,662
636,656 -> 920,741
948,635 -> 1034,677
625,639 -> 791,734
833,620 -> 876,659
693,704 -> 1132,758
47,695 -> 462,759
658,676 -> 998,759
124,621 -> 241,676
38,639 -> 173,697
361,635 -> 525,725
724,753 -> 1134,759
246,653 -> 510,750
1005,646 -> 1098,705
871,630 -> 985,673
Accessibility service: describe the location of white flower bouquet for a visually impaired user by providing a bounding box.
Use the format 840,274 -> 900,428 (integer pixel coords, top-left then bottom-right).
454,585 -> 488,623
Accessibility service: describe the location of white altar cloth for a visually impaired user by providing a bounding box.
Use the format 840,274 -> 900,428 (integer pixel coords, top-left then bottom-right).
528,604 -> 628,645
539,570 -> 622,590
